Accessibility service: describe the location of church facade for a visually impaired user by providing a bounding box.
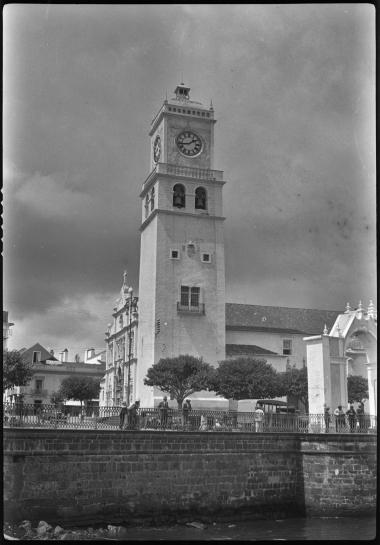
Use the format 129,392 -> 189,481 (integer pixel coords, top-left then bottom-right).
101,83 -> 348,409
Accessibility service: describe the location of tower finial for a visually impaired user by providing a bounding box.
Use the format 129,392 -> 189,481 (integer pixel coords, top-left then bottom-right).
345,302 -> 351,313
323,324 -> 328,336
367,299 -> 375,318
210,99 -> 214,110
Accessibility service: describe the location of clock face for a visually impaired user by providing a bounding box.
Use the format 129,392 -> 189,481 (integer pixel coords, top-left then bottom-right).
176,131 -> 203,157
153,135 -> 161,163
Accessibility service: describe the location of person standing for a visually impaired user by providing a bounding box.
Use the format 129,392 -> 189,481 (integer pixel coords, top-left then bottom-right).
199,414 -> 208,431
182,399 -> 191,428
127,400 -> 140,429
119,402 -> 128,430
346,404 -> 357,433
334,405 -> 345,432
356,401 -> 366,432
254,403 -> 265,432
324,406 -> 331,433
158,396 -> 169,429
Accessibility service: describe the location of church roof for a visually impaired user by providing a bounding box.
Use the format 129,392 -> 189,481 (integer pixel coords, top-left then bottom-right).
225,303 -> 341,336
225,344 -> 278,357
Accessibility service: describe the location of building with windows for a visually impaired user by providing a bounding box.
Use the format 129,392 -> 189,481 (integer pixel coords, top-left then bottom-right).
3,342 -> 105,408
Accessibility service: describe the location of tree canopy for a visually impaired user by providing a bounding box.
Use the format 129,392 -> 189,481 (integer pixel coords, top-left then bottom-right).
278,366 -> 308,412
211,357 -> 283,401
144,354 -> 215,408
58,376 -> 101,405
347,374 -> 368,403
3,350 -> 34,392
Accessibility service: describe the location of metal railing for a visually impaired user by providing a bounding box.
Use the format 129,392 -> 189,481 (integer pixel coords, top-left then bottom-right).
2,403 -> 377,433
177,302 -> 206,314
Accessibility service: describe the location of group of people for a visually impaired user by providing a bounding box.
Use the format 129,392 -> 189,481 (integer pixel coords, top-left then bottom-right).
119,400 -> 141,430
119,396 -> 193,430
324,401 -> 367,433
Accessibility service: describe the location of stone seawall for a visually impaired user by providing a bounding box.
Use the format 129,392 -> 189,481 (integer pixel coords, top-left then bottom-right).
3,429 -> 376,525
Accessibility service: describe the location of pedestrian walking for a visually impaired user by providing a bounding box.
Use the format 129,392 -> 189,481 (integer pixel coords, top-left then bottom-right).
254,403 -> 265,432
119,402 -> 128,430
346,404 -> 357,433
158,396 -> 169,429
334,405 -> 345,432
324,406 -> 331,433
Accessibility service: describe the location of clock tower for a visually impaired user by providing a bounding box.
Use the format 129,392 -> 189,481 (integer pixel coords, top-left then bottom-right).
136,83 -> 226,407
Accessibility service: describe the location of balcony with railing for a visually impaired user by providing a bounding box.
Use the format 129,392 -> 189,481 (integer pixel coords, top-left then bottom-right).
177,302 -> 205,315
143,163 -> 224,190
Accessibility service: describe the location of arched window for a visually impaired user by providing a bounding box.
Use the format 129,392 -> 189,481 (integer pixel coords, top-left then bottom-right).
145,194 -> 149,218
195,187 -> 207,210
150,187 -> 155,211
173,184 -> 186,208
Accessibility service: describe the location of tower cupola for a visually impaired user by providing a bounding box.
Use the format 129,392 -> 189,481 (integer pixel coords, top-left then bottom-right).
174,83 -> 190,101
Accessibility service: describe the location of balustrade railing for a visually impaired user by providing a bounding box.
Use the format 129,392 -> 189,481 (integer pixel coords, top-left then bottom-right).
3,403 -> 377,434
143,163 -> 224,188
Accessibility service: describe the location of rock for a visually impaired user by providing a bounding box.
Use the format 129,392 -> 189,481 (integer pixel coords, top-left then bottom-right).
36,520 -> 53,536
186,521 -> 207,530
228,524 -> 236,528
107,524 -> 126,536
53,525 -> 65,536
59,533 -> 70,540
18,520 -> 32,530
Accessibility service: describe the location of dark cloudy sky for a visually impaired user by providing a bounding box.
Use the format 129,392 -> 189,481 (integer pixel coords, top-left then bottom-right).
4,4 -> 376,354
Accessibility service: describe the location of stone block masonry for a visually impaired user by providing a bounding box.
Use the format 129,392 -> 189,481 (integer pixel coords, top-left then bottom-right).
3,429 -> 376,525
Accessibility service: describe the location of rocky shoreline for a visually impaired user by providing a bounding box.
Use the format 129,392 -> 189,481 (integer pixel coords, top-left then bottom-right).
4,519 -> 212,540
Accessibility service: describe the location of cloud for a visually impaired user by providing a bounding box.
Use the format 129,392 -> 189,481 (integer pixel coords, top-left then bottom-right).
8,292 -> 115,354
13,172 -> 94,218
3,4 -> 376,350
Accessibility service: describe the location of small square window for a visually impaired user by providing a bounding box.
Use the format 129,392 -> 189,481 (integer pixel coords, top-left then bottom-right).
201,253 -> 211,263
170,249 -> 180,259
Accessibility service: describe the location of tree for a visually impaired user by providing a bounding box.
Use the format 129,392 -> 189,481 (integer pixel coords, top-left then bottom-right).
347,374 -> 368,403
211,357 -> 283,401
58,376 -> 101,407
3,350 -> 34,392
279,367 -> 308,412
144,354 -> 215,408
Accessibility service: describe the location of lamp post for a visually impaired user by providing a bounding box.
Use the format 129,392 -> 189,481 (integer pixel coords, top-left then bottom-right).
127,287 -> 133,406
